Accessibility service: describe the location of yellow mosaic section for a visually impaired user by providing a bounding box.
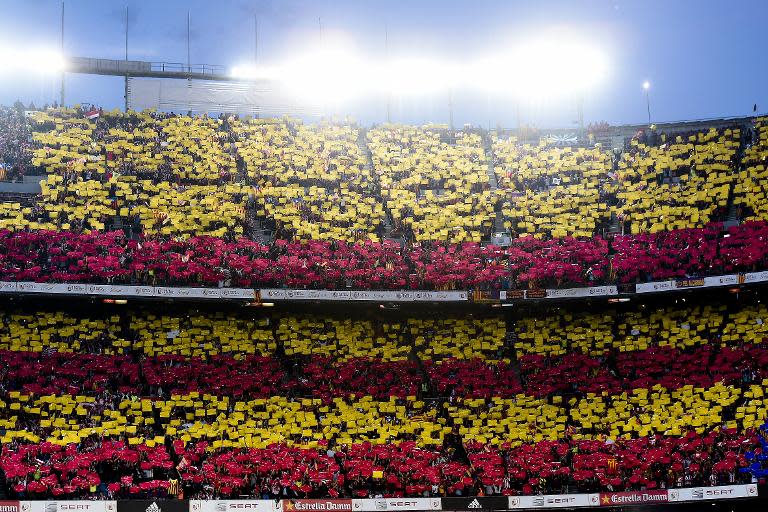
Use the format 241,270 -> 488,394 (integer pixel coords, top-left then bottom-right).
280,316 -> 506,361
1,382 -> 759,449
733,117 -> 768,220
127,313 -> 275,358
616,127 -> 739,233
369,125 -> 497,243
493,136 -> 612,238
514,304 -> 756,356
0,312 -> 123,353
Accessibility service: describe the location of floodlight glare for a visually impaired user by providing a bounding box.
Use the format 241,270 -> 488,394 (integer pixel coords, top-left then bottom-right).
475,38 -> 607,99
232,43 -> 369,104
230,64 -> 281,81
278,45 -> 369,102
643,80 -> 650,90
376,58 -> 460,95
229,32 -> 608,103
0,46 -> 65,74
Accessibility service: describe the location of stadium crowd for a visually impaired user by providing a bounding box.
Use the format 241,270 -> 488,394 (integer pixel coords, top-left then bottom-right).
0,106 -> 34,181
0,108 -> 765,292
0,297 -> 766,499
0,107 -> 768,500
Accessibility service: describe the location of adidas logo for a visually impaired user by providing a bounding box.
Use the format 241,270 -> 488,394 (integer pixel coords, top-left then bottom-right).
692,489 -> 704,500
467,500 -> 482,509
146,503 -> 161,512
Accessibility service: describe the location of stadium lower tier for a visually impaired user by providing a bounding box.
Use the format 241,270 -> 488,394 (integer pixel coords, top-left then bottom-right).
1,371 -> 768,499
0,220 -> 767,290
0,296 -> 766,499
0,426 -> 759,498
2,428 -> 763,499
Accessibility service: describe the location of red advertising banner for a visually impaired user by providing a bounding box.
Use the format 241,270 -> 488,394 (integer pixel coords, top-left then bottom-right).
0,503 -> 19,512
525,289 -> 547,299
283,502 -> 353,512
598,491 -> 669,506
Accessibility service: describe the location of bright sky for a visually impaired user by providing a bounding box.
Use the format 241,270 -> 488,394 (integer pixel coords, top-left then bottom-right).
0,0 -> 766,128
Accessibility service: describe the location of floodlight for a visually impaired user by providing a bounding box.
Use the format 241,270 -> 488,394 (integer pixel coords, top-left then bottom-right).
643,81 -> 650,90
230,64 -> 281,81
234,43 -> 370,104
279,45 -> 369,102
230,32 -> 608,102
0,46 -> 65,74
375,58 -> 460,95
477,39 -> 607,99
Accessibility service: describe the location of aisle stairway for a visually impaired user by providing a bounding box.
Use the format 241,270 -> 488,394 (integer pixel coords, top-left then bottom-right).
252,218 -> 274,245
357,127 -> 398,241
482,132 -> 499,191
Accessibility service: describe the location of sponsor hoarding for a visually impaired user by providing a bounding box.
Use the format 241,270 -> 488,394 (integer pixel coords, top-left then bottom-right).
544,286 -> 618,299
745,271 -> 768,284
440,497 -> 509,510
0,269 -> 761,303
703,274 -> 741,287
353,499 -> 441,511
637,274 -> 741,294
499,290 -> 526,300
282,502 -> 353,512
524,289 -> 547,299
260,289 -> 467,302
667,484 -> 758,501
12,488 -> 764,512
191,502 -> 279,512
116,501 -> 188,512
23,503 -> 117,512
0,282 -> 253,300
635,281 -> 675,294
598,491 -> 669,506
674,278 -> 706,288
508,495 -> 594,509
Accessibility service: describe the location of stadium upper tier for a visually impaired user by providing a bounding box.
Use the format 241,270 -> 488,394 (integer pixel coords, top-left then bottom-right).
1,107 -> 767,242
1,107 -> 768,290
0,297 -> 766,498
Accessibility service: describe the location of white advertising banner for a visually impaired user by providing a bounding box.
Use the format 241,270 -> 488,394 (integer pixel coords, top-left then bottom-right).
637,274 -> 742,294
21,502 -> 118,512
43,283 -> 89,294
220,288 -> 256,300
508,495 -> 594,509
745,271 -> 768,284
702,274 -> 741,287
544,286 -> 618,299
260,289 -> 468,302
353,498 -> 442,511
191,501 -> 280,512
15,282 -> 62,294
120,285 -> 156,297
667,484 -> 758,502
155,287 -> 222,299
635,280 -> 676,294
412,291 -> 468,301
0,270 -> 759,303
0,282 -> 254,301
